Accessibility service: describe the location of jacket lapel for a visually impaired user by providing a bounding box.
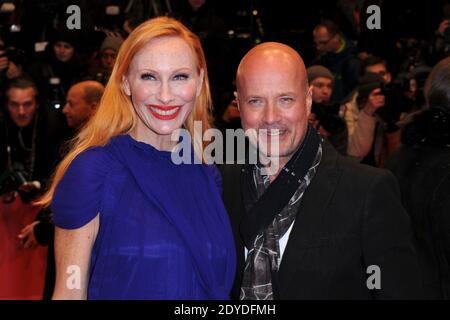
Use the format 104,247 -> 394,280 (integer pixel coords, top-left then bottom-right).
277,141 -> 342,296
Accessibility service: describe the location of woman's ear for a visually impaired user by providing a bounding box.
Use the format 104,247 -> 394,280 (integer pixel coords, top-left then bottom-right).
196,69 -> 204,98
122,76 -> 131,96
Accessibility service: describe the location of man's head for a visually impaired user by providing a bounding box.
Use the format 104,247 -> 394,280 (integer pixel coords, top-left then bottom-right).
189,0 -> 206,10
63,81 -> 104,129
235,42 -> 312,168
99,34 -> 124,72
6,77 -> 39,128
307,65 -> 334,103
53,41 -> 75,63
313,20 -> 342,55
363,56 -> 391,84
50,28 -> 78,63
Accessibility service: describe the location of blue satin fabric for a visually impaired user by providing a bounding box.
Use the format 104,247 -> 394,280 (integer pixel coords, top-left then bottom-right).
52,134 -> 236,299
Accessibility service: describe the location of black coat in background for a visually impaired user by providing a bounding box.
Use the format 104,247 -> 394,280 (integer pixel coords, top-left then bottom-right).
220,140 -> 423,299
0,103 -> 65,193
386,109 -> 450,299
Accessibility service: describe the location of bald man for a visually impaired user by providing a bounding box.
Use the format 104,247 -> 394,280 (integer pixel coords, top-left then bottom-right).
63,81 -> 104,129
220,42 -> 422,300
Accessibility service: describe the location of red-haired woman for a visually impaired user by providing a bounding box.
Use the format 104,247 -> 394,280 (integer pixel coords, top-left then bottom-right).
38,17 -> 236,300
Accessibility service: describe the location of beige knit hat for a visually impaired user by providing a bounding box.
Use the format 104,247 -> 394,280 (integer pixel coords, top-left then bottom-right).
100,34 -> 124,52
306,65 -> 334,83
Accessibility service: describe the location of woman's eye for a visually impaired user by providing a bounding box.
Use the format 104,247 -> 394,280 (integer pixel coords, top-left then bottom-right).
173,74 -> 189,81
141,73 -> 156,80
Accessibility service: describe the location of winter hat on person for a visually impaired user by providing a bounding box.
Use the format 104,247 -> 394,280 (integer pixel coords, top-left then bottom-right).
357,72 -> 384,100
100,34 -> 124,53
49,27 -> 80,50
307,65 -> 334,83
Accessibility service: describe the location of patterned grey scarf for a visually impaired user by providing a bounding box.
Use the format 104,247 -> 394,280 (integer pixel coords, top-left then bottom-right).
240,143 -> 322,300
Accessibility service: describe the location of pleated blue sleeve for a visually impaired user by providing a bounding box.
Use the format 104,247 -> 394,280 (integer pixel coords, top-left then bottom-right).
51,147 -> 109,229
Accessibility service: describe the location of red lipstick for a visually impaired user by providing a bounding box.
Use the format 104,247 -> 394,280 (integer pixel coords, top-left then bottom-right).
146,104 -> 182,120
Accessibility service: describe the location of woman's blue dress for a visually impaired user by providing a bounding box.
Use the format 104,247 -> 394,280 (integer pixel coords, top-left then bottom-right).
51,134 -> 236,299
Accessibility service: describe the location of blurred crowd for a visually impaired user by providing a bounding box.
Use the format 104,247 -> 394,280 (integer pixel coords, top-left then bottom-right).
0,0 -> 449,299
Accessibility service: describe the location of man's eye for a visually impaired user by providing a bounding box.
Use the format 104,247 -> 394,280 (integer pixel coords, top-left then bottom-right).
280,97 -> 294,103
173,73 -> 189,81
248,99 -> 261,105
141,73 -> 156,80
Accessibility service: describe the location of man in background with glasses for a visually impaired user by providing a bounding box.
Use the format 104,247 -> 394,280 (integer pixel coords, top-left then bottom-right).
312,20 -> 360,104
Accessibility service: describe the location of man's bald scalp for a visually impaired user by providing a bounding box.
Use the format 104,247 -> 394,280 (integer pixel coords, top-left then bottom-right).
236,42 -> 308,91
73,80 -> 105,105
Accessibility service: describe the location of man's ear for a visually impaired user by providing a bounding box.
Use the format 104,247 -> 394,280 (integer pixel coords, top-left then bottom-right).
306,86 -> 313,116
122,76 -> 131,96
386,72 -> 392,84
233,91 -> 240,110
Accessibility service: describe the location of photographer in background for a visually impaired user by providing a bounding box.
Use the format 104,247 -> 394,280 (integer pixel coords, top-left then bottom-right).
0,76 -> 63,203
16,80 -> 104,299
307,65 -> 348,155
0,36 -> 24,110
0,38 -> 23,82
0,76 -> 63,299
343,56 -> 414,166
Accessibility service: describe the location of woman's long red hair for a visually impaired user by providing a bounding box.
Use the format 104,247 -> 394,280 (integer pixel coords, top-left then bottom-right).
37,16 -> 213,208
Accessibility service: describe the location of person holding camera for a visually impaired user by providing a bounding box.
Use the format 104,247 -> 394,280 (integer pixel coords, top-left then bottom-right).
0,48 -> 22,81
0,36 -> 24,78
0,37 -> 24,102
343,56 -> 399,166
307,65 -> 348,155
15,80 -> 105,299
0,76 -> 63,299
0,77 -> 63,201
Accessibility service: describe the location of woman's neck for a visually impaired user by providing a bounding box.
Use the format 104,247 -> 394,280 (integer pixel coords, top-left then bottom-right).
130,121 -> 177,152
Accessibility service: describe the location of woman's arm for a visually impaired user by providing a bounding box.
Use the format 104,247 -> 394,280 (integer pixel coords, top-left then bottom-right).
52,214 -> 99,300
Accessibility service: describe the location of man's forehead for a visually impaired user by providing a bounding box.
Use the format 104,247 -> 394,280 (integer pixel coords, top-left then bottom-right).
366,63 -> 387,71
240,44 -> 303,67
8,87 -> 36,99
314,26 -> 329,37
312,77 -> 333,83
69,85 -> 84,96
237,44 -> 306,88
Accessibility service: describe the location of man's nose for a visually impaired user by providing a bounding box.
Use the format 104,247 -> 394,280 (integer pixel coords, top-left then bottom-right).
262,103 -> 280,124
18,105 -> 25,115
